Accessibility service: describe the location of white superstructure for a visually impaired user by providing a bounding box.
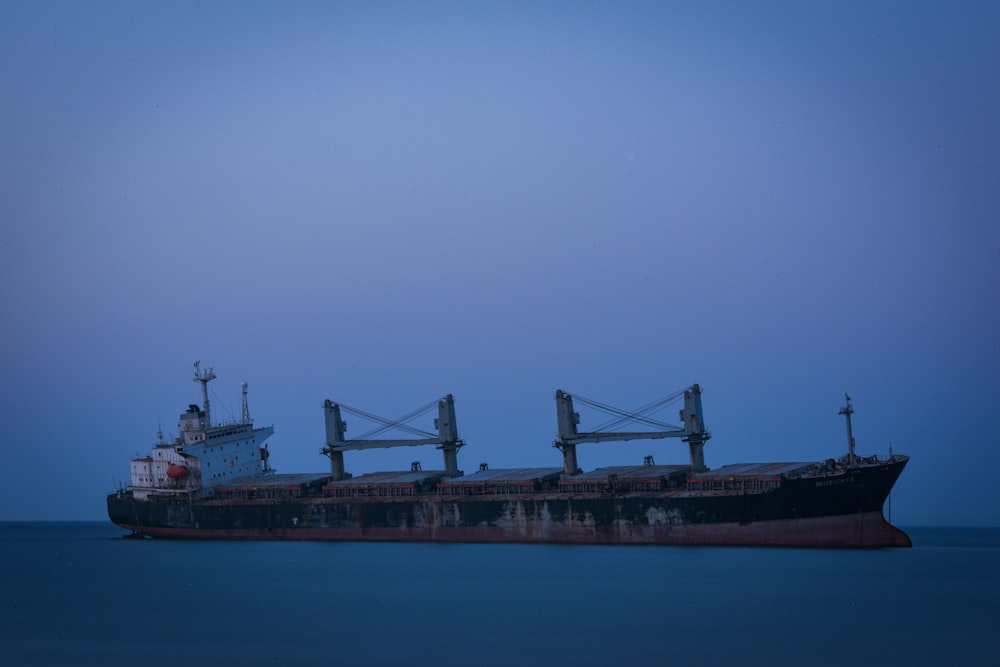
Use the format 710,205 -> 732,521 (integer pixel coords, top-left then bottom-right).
129,362 -> 274,500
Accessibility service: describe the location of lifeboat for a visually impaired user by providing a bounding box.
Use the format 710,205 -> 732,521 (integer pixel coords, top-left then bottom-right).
166,464 -> 190,479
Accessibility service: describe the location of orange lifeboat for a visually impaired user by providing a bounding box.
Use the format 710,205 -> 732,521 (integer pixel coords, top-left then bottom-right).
166,464 -> 190,479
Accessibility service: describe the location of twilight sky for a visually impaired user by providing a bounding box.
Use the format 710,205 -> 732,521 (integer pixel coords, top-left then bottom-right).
1,1 -> 997,525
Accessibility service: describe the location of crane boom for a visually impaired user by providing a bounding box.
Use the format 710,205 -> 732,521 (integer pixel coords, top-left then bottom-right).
561,430 -> 684,444
324,437 -> 445,452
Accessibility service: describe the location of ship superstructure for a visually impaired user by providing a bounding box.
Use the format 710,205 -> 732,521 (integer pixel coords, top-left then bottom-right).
109,364 -> 910,547
127,362 -> 274,501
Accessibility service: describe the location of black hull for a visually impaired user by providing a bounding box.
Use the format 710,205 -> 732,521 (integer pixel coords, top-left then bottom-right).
108,458 -> 910,547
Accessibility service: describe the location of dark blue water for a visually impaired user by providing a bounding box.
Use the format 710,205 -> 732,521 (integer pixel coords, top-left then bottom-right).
1,523 -> 996,666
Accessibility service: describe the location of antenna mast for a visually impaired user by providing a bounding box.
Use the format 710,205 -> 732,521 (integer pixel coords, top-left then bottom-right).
241,382 -> 251,424
838,393 -> 856,467
193,360 -> 217,427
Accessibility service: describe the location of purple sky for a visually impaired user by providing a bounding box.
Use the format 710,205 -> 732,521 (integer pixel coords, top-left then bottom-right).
1,1 -> 997,524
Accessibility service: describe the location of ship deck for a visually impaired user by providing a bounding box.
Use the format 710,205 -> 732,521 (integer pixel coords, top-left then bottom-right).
691,462 -> 815,480
213,473 -> 331,499
435,467 -> 563,495
323,469 -> 449,496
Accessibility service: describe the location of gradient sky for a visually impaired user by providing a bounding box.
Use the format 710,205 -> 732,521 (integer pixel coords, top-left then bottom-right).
1,1 -> 997,524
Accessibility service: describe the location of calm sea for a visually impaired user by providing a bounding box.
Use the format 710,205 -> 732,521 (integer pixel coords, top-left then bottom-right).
1,522 -> 996,666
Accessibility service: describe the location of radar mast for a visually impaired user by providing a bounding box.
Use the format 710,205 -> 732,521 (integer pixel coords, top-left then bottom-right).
193,360 -> 217,427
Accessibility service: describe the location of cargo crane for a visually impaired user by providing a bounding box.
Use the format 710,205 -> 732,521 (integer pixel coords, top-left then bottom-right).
322,395 -> 463,480
555,384 -> 710,474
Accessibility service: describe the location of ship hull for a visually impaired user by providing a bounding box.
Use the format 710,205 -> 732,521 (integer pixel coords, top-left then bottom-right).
107,507 -> 908,547
107,459 -> 910,547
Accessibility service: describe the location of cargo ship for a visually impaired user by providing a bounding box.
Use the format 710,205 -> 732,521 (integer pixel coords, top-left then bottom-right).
107,362 -> 911,547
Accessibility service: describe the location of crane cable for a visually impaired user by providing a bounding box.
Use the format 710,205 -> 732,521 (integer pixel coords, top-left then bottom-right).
338,398 -> 441,440
570,387 -> 689,433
